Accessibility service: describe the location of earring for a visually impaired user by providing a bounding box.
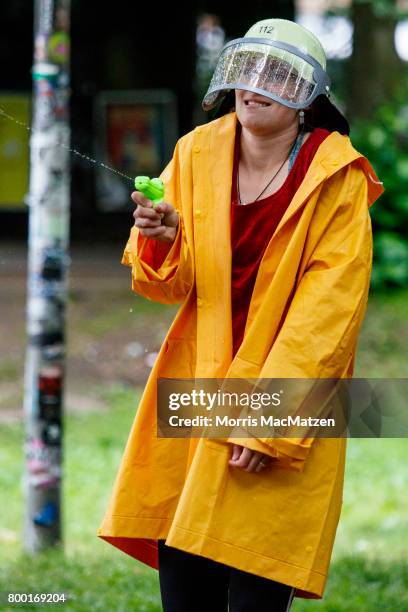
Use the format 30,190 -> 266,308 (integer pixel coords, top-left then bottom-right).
299,110 -> 305,126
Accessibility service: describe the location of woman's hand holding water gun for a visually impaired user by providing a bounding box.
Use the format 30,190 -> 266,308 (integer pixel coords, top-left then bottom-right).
132,191 -> 179,244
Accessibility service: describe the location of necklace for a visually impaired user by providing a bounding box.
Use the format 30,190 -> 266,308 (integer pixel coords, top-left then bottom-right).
237,131 -> 302,205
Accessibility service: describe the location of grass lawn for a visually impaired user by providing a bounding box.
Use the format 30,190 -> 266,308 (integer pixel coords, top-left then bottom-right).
0,386 -> 162,612
0,384 -> 407,611
356,287 -> 408,378
0,289 -> 407,610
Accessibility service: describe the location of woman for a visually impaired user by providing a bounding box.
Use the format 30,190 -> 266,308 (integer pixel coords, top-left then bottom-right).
97,18 -> 384,610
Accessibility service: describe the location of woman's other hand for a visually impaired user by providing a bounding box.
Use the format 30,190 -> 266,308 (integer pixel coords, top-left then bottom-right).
229,444 -> 273,473
132,191 -> 179,243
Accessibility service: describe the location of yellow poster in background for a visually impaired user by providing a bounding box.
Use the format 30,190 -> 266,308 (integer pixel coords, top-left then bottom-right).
0,93 -> 30,208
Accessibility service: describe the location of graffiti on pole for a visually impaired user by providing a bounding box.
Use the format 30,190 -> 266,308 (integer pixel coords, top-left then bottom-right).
34,501 -> 59,527
26,436 -> 62,489
24,0 -> 70,546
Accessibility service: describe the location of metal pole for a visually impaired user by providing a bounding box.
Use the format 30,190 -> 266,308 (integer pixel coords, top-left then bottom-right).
23,0 -> 71,552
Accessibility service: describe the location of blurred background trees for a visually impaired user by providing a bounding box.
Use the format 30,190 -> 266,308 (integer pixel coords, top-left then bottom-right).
348,0 -> 404,118
0,0 -> 407,288
347,0 -> 408,288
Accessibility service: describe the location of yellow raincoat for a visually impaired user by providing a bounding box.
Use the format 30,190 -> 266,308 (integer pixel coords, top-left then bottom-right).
97,112 -> 384,600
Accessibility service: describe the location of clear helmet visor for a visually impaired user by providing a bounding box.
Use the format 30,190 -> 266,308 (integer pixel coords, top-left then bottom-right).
203,40 -> 329,110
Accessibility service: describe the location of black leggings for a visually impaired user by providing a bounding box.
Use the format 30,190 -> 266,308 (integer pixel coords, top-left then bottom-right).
158,539 -> 295,612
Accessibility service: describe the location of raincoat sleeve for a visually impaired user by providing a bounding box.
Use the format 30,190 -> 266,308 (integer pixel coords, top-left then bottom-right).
233,164 -> 375,471
121,141 -> 194,304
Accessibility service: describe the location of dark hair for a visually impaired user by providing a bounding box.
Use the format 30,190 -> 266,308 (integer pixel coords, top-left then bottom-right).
304,95 -> 350,135
212,91 -> 350,136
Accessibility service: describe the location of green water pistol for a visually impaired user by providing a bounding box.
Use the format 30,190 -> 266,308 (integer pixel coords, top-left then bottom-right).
134,176 -> 165,207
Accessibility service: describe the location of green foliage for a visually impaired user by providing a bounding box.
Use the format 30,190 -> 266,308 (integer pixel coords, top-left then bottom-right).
349,0 -> 405,19
351,95 -> 408,289
356,288 -> 408,377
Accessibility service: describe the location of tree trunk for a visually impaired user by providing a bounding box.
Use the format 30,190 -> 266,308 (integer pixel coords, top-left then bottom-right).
348,0 -> 403,119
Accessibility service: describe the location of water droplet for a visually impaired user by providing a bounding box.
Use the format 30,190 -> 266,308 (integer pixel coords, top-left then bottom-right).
0,106 -> 134,183
125,341 -> 144,358
145,351 -> 159,368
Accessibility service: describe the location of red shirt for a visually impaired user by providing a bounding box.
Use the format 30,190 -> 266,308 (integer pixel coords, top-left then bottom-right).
231,127 -> 330,357
138,126 -> 331,358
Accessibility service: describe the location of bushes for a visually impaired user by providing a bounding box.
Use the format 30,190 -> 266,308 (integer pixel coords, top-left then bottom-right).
351,95 -> 408,289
